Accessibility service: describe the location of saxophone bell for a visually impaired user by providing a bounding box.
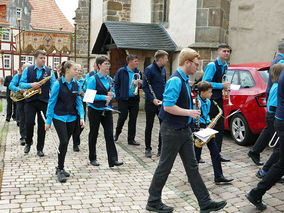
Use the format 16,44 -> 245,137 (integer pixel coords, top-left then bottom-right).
130,73 -> 141,96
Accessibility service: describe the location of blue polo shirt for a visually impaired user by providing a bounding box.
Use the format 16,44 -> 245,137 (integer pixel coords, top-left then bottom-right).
87,73 -> 115,111
163,67 -> 192,123
9,74 -> 21,92
20,65 -> 56,89
126,66 -> 136,97
267,83 -> 278,114
46,76 -> 84,125
202,57 -> 228,89
195,95 -> 211,125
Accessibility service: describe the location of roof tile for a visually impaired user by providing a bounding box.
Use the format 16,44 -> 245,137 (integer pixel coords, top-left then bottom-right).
28,0 -> 74,33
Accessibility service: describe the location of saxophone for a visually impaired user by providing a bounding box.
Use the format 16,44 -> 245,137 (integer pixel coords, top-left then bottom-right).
23,72 -> 53,99
10,91 -> 25,102
194,100 -> 223,148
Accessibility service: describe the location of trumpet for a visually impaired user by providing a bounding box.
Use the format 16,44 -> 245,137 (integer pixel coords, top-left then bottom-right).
130,73 -> 141,96
269,132 -> 279,148
222,74 -> 233,106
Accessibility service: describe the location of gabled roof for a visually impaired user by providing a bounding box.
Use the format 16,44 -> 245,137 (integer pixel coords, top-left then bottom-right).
92,21 -> 177,54
28,0 -> 73,33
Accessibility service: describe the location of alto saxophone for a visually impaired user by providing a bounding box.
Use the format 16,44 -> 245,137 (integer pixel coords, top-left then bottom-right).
23,72 -> 53,99
194,100 -> 223,148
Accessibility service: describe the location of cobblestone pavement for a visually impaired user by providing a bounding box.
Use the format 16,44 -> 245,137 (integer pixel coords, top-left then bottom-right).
0,110 -> 283,213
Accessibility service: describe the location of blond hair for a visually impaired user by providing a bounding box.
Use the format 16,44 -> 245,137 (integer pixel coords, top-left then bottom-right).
178,48 -> 200,66
271,63 -> 284,83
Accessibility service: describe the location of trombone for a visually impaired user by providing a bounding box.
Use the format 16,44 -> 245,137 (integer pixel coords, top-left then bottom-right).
222,74 -> 233,106
269,132 -> 279,148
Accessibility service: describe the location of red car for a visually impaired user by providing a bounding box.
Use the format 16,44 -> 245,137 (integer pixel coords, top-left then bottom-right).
223,62 -> 270,145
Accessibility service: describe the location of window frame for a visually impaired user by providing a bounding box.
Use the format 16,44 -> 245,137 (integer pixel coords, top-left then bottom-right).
1,28 -> 10,41
16,8 -> 22,19
4,55 -> 11,69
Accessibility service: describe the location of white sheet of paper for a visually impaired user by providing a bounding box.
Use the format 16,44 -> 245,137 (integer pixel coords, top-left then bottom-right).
230,84 -> 241,90
83,89 -> 97,103
194,128 -> 219,142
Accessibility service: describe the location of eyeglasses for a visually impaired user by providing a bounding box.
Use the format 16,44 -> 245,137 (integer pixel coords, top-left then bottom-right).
188,60 -> 199,68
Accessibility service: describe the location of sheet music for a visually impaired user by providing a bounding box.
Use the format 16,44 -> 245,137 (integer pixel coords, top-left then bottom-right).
194,128 -> 219,142
83,89 -> 97,103
230,84 -> 241,90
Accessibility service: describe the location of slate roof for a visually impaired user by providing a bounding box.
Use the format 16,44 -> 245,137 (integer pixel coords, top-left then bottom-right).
92,21 -> 177,54
28,0 -> 73,33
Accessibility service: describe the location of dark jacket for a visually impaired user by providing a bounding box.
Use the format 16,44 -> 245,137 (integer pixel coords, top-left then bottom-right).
266,53 -> 284,94
4,75 -> 12,97
142,61 -> 166,102
114,65 -> 141,101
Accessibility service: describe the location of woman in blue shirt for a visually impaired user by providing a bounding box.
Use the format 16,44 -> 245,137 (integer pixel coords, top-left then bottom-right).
45,61 -> 85,183
87,56 -> 123,168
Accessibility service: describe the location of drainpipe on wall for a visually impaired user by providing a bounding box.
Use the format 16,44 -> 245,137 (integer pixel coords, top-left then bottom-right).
87,0 -> 92,73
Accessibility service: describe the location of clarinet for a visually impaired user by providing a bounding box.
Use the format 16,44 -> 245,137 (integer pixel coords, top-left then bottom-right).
102,80 -> 114,116
144,74 -> 160,108
193,84 -> 200,131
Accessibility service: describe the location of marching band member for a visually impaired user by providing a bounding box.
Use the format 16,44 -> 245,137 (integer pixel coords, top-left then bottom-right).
19,50 -> 56,156
246,62 -> 284,211
146,48 -> 227,213
87,56 -> 123,168
9,63 -> 31,145
45,60 -> 84,183
192,81 -> 233,184
114,55 -> 142,145
249,63 -> 284,165
202,43 -> 231,162
142,50 -> 168,158
72,64 -> 86,152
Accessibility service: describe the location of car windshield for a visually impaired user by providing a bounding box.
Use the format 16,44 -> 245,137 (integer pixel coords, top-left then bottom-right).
258,70 -> 269,84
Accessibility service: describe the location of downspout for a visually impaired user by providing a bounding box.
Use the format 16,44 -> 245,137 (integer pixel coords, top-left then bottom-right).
87,0 -> 91,73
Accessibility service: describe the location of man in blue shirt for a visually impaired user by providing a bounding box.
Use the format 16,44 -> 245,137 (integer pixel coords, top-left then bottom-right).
9,63 -> 31,146
114,55 -> 142,146
266,40 -> 284,96
146,48 -> 227,213
142,50 -> 168,158
19,50 -> 56,157
202,43 -> 231,162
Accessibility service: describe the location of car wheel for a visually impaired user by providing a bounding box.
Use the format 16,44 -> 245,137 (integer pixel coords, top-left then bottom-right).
229,113 -> 254,146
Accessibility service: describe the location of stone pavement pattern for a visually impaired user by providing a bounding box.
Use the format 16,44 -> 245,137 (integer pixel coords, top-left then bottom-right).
0,111 -> 283,213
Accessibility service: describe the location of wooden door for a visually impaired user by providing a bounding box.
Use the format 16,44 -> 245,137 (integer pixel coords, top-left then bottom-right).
110,48 -> 127,78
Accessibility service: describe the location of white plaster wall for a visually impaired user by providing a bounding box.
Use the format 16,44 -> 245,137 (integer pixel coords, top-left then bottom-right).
229,0 -> 284,64
130,0 -> 151,23
89,0 -> 103,70
166,0 -> 197,49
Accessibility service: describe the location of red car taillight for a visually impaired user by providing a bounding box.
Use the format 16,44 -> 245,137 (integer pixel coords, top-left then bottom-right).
255,93 -> 267,107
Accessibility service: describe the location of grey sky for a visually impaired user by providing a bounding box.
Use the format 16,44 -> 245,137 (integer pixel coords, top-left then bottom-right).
55,0 -> 79,25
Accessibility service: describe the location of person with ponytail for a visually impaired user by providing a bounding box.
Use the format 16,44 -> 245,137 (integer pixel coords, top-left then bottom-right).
45,60 -> 85,183
87,56 -> 123,168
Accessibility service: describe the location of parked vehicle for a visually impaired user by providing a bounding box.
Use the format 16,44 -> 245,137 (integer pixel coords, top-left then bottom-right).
223,62 -> 270,146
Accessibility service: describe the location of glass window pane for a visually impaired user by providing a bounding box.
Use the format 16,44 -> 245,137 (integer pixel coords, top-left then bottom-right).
239,71 -> 255,88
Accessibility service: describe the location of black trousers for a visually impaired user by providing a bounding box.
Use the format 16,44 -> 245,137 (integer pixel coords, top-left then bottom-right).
24,100 -> 47,151
250,119 -> 284,199
148,122 -> 211,208
250,112 -> 275,155
263,143 -> 280,172
6,96 -> 16,120
209,98 -> 224,153
115,98 -> 139,142
88,107 -> 118,166
53,119 -> 76,170
17,101 -> 26,140
72,102 -> 86,146
144,101 -> 162,151
194,137 -> 223,179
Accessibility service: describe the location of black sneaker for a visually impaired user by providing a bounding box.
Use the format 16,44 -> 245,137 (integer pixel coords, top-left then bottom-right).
200,200 -> 227,213
57,170 -> 67,183
145,149 -> 152,158
24,144 -> 30,153
246,192 -> 267,211
37,150 -> 44,157
55,167 -> 70,177
146,202 -> 174,213
248,151 -> 263,166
